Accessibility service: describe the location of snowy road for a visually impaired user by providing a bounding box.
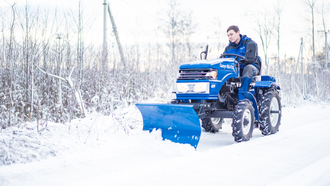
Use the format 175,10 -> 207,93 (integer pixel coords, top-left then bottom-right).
1,104 -> 330,186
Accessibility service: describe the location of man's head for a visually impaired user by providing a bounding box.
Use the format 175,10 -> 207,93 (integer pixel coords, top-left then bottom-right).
227,25 -> 241,45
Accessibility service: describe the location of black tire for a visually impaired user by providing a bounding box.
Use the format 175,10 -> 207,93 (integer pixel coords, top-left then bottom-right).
202,117 -> 224,133
232,99 -> 255,142
259,90 -> 282,135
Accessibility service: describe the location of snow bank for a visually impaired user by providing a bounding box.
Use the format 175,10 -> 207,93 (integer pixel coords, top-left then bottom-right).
0,105 -> 142,166
0,126 -> 57,165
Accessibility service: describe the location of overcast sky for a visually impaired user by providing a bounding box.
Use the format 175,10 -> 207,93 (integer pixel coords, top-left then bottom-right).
1,0 -> 329,59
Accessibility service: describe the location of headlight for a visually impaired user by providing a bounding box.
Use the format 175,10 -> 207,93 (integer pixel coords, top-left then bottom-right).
206,70 -> 218,79
176,82 -> 210,94
177,83 -> 189,93
194,83 -> 208,92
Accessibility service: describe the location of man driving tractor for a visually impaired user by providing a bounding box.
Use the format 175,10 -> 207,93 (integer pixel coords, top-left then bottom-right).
223,25 -> 261,94
136,26 -> 281,148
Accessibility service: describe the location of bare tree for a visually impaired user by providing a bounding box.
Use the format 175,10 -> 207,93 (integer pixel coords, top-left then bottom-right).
274,0 -> 283,82
160,0 -> 195,65
77,1 -> 84,87
35,64 -> 86,117
320,0 -> 329,67
212,16 -> 225,58
250,10 -> 275,75
18,2 -> 41,119
6,3 -> 17,127
181,12 -> 196,61
1,11 -> 6,69
304,0 -> 317,62
321,1 -> 328,33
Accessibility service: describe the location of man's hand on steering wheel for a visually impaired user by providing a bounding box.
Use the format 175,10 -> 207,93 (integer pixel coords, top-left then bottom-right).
219,54 -> 247,63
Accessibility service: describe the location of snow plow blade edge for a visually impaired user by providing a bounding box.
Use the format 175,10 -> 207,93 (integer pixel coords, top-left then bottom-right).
135,103 -> 201,148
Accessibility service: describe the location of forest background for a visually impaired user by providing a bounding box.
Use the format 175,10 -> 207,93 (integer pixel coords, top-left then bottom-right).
0,0 -> 329,128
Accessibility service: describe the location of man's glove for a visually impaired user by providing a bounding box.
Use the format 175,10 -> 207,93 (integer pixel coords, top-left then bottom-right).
241,58 -> 256,64
238,58 -> 246,63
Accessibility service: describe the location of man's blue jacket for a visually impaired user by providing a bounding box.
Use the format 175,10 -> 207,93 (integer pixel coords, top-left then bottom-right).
223,34 -> 261,72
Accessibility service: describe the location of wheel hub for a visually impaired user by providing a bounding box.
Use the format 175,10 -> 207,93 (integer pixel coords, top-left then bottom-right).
211,118 -> 221,124
242,109 -> 252,134
243,117 -> 249,125
270,97 -> 280,127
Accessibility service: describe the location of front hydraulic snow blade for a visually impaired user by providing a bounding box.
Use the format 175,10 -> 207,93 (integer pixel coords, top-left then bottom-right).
135,103 -> 201,148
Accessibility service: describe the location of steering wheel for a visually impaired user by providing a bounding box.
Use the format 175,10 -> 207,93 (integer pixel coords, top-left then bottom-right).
220,54 -> 247,63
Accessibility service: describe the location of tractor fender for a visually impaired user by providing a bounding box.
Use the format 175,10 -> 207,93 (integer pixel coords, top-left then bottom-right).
239,92 -> 259,122
255,81 -> 280,89
255,76 -> 280,90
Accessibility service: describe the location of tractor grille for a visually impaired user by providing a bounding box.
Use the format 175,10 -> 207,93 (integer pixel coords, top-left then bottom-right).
178,69 -> 213,80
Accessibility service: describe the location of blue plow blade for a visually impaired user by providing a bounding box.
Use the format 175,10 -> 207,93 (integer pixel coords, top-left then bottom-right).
135,103 -> 201,148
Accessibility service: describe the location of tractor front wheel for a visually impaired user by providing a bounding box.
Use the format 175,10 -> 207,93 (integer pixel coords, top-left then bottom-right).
202,117 -> 224,133
232,99 -> 255,142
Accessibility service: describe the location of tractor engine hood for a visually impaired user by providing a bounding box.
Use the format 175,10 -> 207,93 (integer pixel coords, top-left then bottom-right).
179,58 -> 236,70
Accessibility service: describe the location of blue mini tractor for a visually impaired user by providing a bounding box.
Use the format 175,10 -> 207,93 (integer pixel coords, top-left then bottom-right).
136,46 -> 281,148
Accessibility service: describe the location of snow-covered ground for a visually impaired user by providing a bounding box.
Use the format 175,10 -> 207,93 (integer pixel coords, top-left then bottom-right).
1,102 -> 330,186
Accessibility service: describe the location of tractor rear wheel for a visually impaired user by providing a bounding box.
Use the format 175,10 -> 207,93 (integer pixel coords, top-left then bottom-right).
259,90 -> 282,135
202,117 -> 224,133
232,99 -> 255,142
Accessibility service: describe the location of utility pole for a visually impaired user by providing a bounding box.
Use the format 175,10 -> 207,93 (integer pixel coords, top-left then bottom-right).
108,3 -> 127,69
300,38 -> 304,96
317,30 -> 329,68
102,0 -> 108,70
295,38 -> 305,96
